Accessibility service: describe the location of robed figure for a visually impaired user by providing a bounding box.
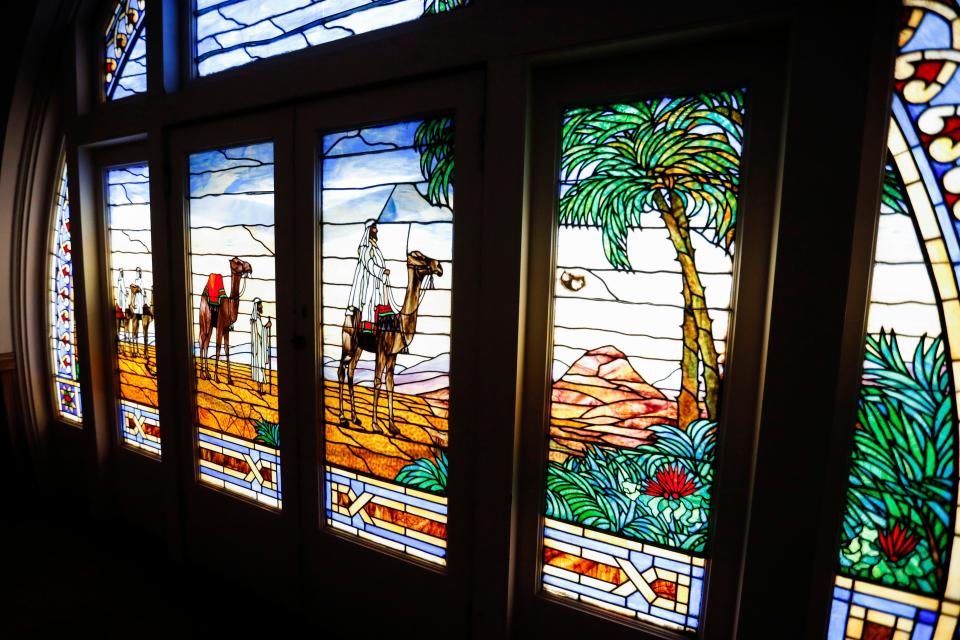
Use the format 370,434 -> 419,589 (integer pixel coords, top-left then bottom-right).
131,267 -> 145,316
346,220 -> 389,334
115,268 -> 128,316
250,297 -> 272,394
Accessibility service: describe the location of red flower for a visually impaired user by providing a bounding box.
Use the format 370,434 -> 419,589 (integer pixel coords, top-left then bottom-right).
644,464 -> 697,500
878,522 -> 919,563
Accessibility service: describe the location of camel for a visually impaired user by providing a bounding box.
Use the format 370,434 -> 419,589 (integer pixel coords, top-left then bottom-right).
198,256 -> 252,384
337,250 -> 443,435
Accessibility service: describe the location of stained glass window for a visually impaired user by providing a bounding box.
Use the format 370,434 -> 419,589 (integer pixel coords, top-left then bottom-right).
105,164 -> 160,455
49,155 -> 83,424
104,0 -> 147,101
320,118 -> 453,565
188,142 -> 281,508
827,2 -> 960,637
194,0 -> 470,77
540,92 -> 746,632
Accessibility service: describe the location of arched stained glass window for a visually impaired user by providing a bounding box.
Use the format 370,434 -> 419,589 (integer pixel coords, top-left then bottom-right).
194,0 -> 470,77
539,90 -> 745,632
104,0 -> 147,101
828,2 -> 960,637
49,154 -> 82,424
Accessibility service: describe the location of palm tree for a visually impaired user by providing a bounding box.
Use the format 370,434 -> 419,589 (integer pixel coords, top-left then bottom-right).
558,91 -> 745,428
414,116 -> 454,208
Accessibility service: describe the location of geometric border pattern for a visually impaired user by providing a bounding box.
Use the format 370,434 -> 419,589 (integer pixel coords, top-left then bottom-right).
829,576 -> 958,640
325,465 -> 447,566
197,426 -> 281,509
119,400 -> 161,456
542,517 -> 704,632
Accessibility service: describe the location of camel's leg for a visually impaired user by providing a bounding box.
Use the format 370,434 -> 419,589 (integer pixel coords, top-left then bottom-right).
224,329 -> 233,385
346,350 -> 363,426
199,332 -> 210,379
131,317 -> 140,357
385,353 -> 400,436
214,327 -> 223,383
371,352 -> 387,434
338,348 -> 352,426
143,319 -> 151,367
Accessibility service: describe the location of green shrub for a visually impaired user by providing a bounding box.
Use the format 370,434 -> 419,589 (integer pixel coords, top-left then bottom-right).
395,451 -> 448,495
545,419 -> 716,552
253,419 -> 280,449
839,330 -> 954,594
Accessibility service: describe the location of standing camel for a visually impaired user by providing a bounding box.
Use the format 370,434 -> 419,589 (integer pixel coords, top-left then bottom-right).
338,250 -> 443,435
198,256 -> 252,384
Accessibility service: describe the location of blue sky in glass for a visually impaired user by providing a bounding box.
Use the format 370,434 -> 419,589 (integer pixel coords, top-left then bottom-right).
188,143 -> 277,367
195,0 -> 469,77
105,1 -> 147,100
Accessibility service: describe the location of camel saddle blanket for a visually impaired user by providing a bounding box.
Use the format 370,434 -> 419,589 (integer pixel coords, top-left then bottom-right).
202,273 -> 226,306
359,306 -> 398,337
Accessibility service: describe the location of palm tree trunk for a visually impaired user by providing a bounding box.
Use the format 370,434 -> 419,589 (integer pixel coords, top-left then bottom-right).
655,191 -> 722,423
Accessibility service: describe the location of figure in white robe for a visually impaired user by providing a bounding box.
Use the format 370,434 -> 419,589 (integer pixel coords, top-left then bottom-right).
346,220 -> 389,329
115,268 -> 128,313
250,297 -> 272,394
131,267 -> 145,316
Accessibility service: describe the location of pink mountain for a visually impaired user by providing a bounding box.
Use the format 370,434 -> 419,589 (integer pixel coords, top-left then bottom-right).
550,346 -> 676,458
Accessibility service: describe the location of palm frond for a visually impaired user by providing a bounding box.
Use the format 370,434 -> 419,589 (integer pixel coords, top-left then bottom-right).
414,116 -> 455,208
559,90 -> 746,267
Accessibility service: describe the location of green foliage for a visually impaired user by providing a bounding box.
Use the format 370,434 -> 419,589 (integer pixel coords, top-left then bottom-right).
395,451 -> 448,495
545,420 -> 716,552
253,419 -> 280,449
880,162 -> 908,215
558,91 -> 745,269
414,117 -> 454,208
839,331 -> 955,594
423,0 -> 468,14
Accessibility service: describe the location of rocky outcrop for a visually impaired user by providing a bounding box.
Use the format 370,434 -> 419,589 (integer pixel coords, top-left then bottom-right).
550,346 -> 677,460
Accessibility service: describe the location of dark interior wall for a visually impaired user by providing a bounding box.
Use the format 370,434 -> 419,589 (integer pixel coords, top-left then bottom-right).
0,4 -> 37,167
0,3 -> 37,494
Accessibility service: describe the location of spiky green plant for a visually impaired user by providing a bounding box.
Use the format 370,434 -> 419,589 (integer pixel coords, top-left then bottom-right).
545,420 -> 716,551
880,161 -> 908,215
395,451 -> 448,494
558,92 -> 745,428
839,331 -> 954,594
253,419 -> 280,449
414,117 -> 454,208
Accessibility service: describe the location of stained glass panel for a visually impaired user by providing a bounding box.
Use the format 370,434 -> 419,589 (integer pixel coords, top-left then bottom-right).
104,0 -> 147,101
320,118 -> 453,565
827,2 -> 960,637
49,157 -> 82,424
540,91 -> 746,632
195,0 -> 470,77
188,142 -> 281,508
105,164 -> 160,455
